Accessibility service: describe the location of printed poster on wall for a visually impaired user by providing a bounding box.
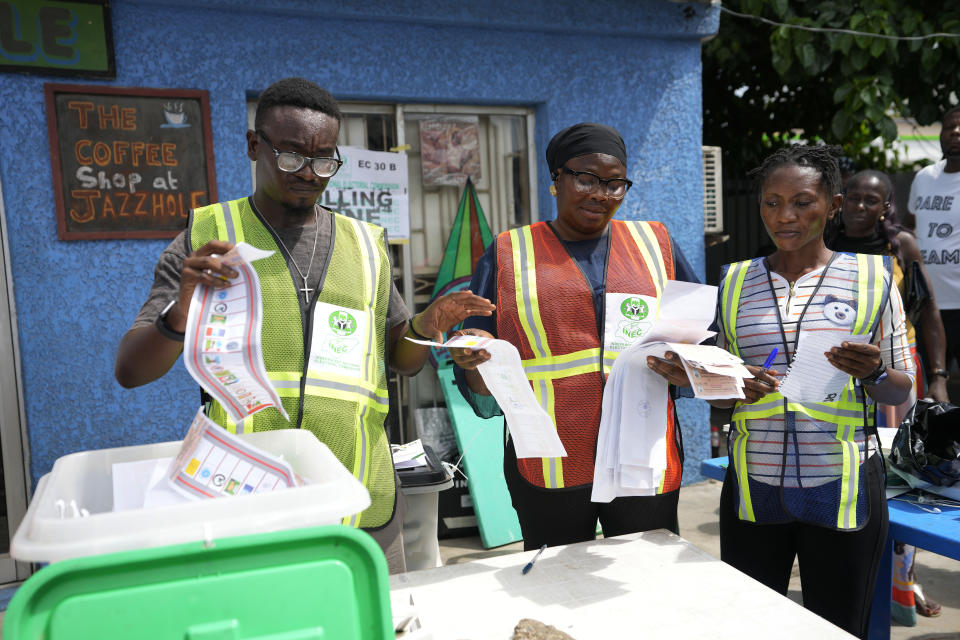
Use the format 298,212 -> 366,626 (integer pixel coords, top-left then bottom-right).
419,117 -> 482,187
322,146 -> 409,241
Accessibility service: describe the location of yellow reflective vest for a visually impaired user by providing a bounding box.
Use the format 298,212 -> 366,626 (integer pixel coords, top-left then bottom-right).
718,253 -> 891,530
189,197 -> 395,528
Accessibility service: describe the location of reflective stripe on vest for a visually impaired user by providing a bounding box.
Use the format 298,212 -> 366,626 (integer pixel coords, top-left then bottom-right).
190,198 -> 394,528
507,220 -> 674,489
721,254 -> 887,529
720,260 -> 751,359
510,224 -> 563,487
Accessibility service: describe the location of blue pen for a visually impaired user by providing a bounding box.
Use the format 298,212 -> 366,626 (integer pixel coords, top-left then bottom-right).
762,348 -> 778,371
522,543 -> 547,575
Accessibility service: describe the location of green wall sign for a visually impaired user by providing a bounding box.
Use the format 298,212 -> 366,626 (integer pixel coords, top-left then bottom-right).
0,0 -> 114,78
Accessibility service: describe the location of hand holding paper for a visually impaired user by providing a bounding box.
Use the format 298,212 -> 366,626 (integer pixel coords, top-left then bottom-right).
777,331 -> 870,403
444,329 -> 495,370
405,334 -> 566,459
183,242 -> 289,424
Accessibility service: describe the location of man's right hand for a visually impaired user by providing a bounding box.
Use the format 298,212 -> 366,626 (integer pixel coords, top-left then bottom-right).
166,240 -> 238,332
115,240 -> 237,388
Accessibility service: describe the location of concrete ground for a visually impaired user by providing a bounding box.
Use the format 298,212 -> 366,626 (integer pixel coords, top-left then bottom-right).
439,479 -> 960,639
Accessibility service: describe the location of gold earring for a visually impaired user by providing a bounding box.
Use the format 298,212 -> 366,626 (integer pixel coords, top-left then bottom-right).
549,184 -> 558,197
880,215 -> 885,221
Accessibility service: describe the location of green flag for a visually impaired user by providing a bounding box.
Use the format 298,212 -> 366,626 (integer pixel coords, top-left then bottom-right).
430,178 -> 494,368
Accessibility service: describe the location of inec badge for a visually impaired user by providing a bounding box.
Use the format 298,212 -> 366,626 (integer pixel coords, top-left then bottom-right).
604,292 -> 658,355
308,302 -> 369,375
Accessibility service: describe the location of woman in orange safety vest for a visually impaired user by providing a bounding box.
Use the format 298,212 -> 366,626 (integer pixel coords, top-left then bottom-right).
451,123 -> 700,550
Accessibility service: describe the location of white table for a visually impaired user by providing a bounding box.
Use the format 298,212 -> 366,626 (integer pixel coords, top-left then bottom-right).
390,530 -> 856,639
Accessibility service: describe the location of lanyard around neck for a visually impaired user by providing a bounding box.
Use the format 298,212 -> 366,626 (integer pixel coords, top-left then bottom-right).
763,252 -> 837,364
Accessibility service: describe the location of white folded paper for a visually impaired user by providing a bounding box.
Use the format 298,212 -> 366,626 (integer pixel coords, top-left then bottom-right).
406,334 -> 567,459
593,281 -> 748,502
183,242 -> 289,424
777,331 -> 870,403
392,439 -> 428,470
636,280 -> 718,347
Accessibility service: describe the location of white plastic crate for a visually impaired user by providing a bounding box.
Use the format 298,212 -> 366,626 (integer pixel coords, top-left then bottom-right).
11,429 -> 369,563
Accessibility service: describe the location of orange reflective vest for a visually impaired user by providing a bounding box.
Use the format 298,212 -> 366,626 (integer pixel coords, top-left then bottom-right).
496,220 -> 683,490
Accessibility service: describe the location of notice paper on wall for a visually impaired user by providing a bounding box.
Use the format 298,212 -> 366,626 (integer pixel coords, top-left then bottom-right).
777,331 -> 870,403
183,242 -> 288,424
405,334 -> 567,459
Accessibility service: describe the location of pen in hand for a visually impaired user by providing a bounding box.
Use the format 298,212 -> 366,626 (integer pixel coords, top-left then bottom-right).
762,347 -> 778,371
522,543 -> 547,575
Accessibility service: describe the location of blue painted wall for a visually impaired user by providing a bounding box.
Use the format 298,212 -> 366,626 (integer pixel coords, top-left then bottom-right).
0,0 -> 719,487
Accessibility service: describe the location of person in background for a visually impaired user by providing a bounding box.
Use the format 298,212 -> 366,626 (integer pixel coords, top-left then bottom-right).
829,169 -> 950,417
827,169 -> 947,623
909,106 -> 960,382
114,77 -> 494,574
450,123 -> 700,550
650,145 -> 914,638
838,155 -> 858,187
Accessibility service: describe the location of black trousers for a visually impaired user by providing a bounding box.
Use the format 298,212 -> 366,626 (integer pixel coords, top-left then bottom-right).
504,438 -> 680,551
719,454 -> 888,639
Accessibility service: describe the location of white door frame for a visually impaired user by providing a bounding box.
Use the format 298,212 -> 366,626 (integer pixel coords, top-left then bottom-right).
0,170 -> 33,584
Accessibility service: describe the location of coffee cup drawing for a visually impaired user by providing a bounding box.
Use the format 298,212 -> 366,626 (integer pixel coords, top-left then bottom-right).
161,102 -> 189,128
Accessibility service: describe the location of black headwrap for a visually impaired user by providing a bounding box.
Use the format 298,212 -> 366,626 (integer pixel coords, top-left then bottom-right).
545,122 -> 627,177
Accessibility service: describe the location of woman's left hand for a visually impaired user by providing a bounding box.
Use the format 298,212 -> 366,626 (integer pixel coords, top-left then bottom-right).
647,351 -> 691,387
825,341 -> 883,379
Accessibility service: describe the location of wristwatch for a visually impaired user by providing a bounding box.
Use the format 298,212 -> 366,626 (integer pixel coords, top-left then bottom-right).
932,368 -> 951,380
155,299 -> 185,342
860,364 -> 888,386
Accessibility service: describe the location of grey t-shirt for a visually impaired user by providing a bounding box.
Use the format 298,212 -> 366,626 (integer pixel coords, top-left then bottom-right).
130,205 -> 410,332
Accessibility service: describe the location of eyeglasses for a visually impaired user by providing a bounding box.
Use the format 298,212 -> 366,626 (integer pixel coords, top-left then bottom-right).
256,130 -> 343,178
560,166 -> 633,198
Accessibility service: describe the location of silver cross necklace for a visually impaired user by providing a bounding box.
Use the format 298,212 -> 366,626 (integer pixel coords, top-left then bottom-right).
262,205 -> 320,300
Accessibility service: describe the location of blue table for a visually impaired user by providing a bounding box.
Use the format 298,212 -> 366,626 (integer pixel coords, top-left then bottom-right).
699,456 -> 960,640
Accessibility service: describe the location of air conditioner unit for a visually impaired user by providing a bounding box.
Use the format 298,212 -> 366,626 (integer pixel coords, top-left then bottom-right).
702,146 -> 723,233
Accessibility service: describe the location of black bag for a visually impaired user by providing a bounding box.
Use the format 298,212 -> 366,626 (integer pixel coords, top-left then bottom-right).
888,399 -> 960,487
903,260 -> 931,326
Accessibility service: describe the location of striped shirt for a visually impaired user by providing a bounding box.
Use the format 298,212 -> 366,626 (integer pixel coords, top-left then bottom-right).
717,253 -> 914,489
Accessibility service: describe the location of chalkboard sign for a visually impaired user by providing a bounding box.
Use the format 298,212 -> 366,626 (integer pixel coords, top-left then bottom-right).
44,83 -> 217,240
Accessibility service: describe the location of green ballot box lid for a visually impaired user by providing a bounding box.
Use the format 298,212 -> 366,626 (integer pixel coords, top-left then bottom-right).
3,524 -> 391,640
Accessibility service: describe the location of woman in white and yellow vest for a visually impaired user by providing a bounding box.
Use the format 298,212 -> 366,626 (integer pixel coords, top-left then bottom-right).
664,145 -> 913,638
451,123 -> 700,550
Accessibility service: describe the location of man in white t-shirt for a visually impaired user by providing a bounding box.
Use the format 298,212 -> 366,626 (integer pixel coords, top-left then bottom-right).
909,105 -> 960,373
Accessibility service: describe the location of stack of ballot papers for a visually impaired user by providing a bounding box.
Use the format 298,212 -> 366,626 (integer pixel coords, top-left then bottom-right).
392,440 -> 428,469
593,281 -> 751,502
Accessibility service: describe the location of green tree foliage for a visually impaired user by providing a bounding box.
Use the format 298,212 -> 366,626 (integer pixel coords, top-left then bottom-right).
703,0 -> 960,175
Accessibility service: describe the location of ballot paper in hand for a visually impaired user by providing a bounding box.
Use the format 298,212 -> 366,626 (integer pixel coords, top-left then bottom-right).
405,334 -> 567,459
638,280 -> 719,346
667,342 -> 751,400
156,407 -> 301,503
777,330 -> 870,403
184,242 -> 288,424
593,281 -> 750,502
